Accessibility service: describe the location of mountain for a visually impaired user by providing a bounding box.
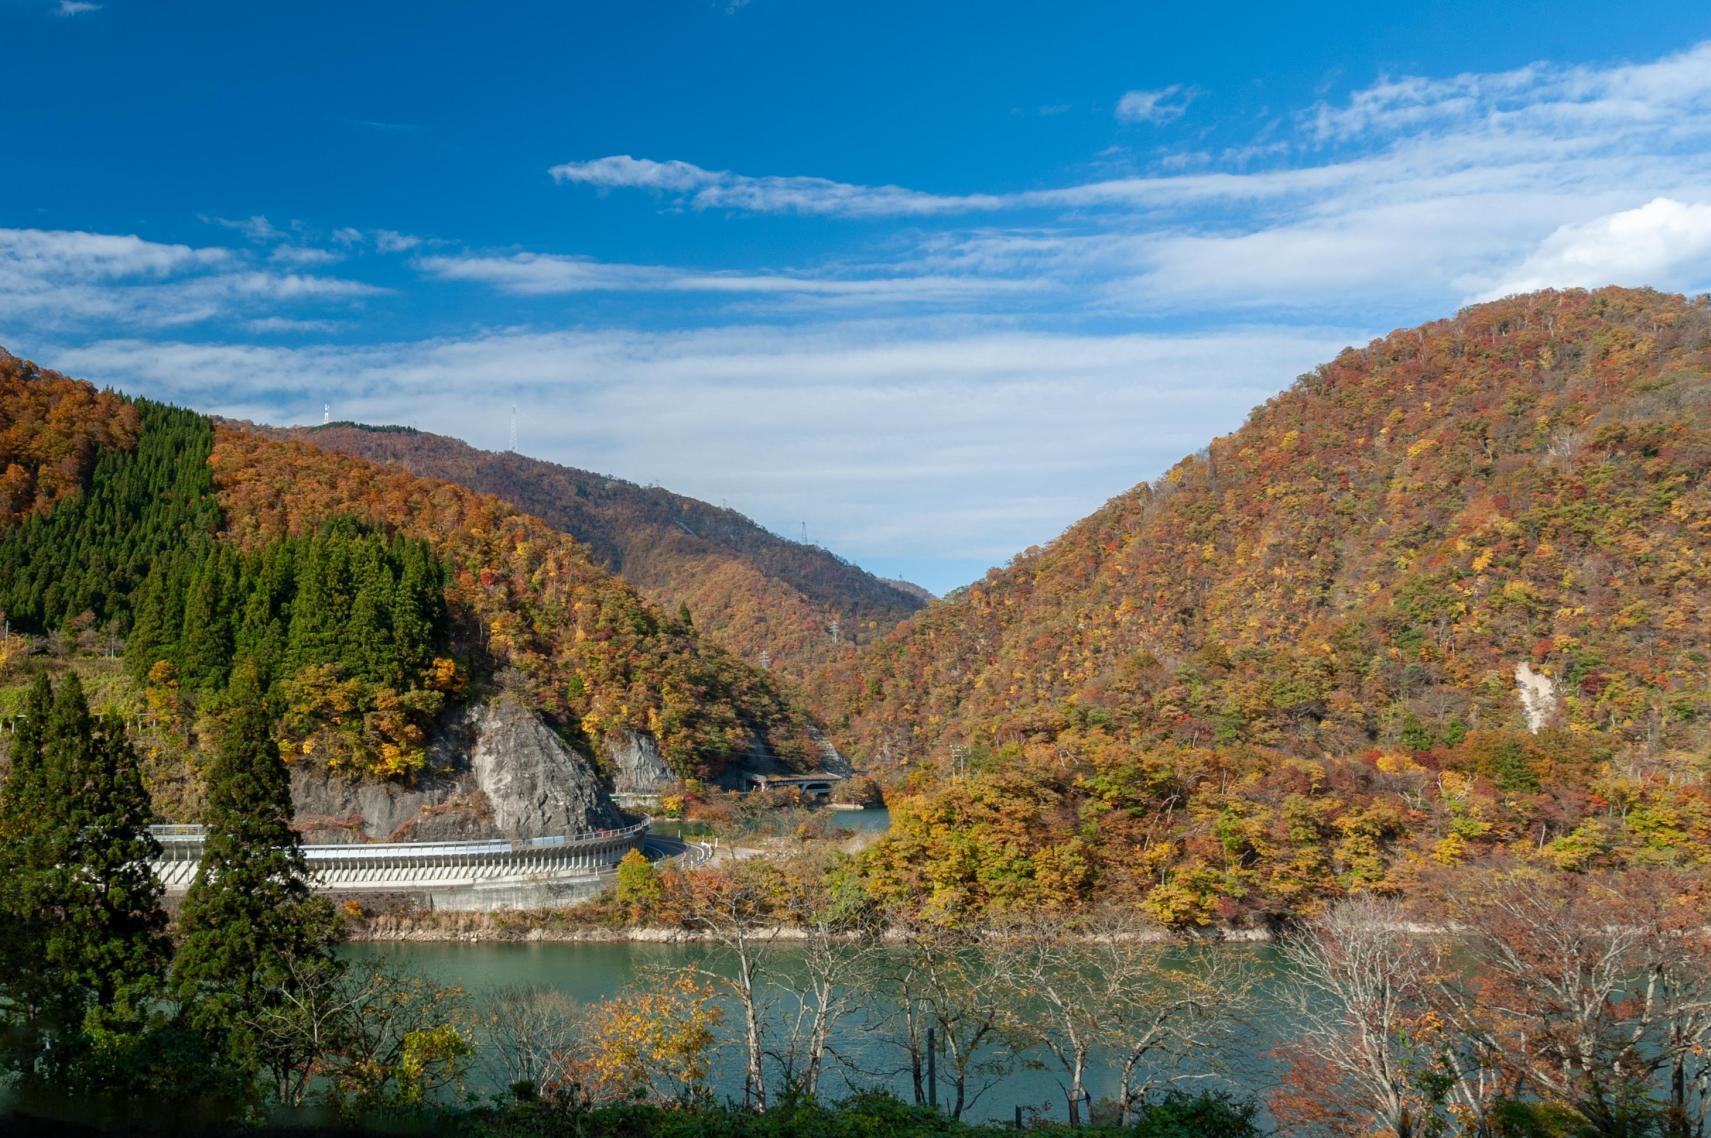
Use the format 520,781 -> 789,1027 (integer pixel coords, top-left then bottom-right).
844,288 -> 1711,924
246,423 -> 926,688
0,350 -> 816,831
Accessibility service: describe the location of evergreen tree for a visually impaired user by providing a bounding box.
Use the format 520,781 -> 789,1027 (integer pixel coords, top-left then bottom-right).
0,674 -> 171,1094
0,672 -> 55,1064
177,549 -> 233,690
0,401 -> 219,635
36,673 -> 170,1078
172,661 -> 342,1101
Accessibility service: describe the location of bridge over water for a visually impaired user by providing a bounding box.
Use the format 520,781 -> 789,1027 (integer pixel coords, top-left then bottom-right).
147,820 -> 661,911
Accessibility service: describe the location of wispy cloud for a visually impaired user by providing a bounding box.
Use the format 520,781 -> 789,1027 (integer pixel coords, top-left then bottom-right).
268,246 -> 343,266
545,40 -> 1711,309
1114,84 -> 1196,124
54,0 -> 100,16
549,155 -> 1007,217
244,316 -> 346,334
330,226 -> 427,253
51,321 -> 1357,562
414,250 -> 1044,305
15,40 -> 1711,583
204,214 -> 286,243
0,226 -> 381,330
335,117 -> 426,133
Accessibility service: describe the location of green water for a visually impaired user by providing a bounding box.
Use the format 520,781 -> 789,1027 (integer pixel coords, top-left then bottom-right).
347,939 -> 1293,1125
826,805 -> 892,833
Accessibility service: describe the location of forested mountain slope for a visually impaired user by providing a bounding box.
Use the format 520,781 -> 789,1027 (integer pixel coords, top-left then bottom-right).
843,288 -> 1711,923
250,423 -> 925,684
0,351 -> 815,812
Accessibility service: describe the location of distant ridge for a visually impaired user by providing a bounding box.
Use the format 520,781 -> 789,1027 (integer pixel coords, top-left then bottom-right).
254,422 -> 927,684
839,287 -> 1711,767
838,287 -> 1711,925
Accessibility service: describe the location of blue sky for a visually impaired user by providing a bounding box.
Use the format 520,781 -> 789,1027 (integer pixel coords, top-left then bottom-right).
4,1 -> 1711,594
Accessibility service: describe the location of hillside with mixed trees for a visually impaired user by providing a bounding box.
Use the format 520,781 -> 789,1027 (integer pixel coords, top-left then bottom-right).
249,422 -> 926,685
839,288 -> 1711,925
0,350 -> 816,817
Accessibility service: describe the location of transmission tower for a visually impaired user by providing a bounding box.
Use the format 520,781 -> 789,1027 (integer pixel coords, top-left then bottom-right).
322,402 -> 330,425
509,405 -> 518,452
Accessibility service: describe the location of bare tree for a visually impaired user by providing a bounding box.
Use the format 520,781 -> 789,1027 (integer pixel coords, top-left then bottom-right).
1111,940 -> 1256,1124
241,951 -> 358,1108
482,984 -> 585,1094
1647,912 -> 1711,1138
1452,874 -> 1662,1137
767,857 -> 887,1098
1000,912 -> 1255,1125
1443,871 -> 1711,1138
679,862 -> 784,1110
886,920 -> 1016,1120
1276,896 -> 1467,1138
999,915 -> 1104,1124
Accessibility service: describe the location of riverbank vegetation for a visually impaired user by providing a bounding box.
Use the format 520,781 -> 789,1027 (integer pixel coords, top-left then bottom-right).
0,678 -> 1264,1133
345,850 -> 1711,1138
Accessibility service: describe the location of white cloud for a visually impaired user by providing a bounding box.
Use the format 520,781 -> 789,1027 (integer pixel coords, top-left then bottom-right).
541,37 -> 1711,313
414,250 -> 1044,305
550,155 -> 724,193
48,322 -> 1358,563
325,226 -> 427,253
0,226 -> 381,330
54,0 -> 100,15
374,229 -> 422,253
1115,85 -> 1196,124
1306,42 -> 1711,143
269,246 -> 343,266
0,227 -> 227,279
244,316 -> 346,334
1475,197 -> 1711,299
205,214 -> 287,243
550,154 -> 1007,217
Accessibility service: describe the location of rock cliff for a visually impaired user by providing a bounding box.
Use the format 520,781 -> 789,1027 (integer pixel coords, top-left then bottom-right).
602,729 -> 675,795
292,695 -> 629,842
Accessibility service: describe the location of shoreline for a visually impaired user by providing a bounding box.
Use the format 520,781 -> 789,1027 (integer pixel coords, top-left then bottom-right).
344,913 -> 1284,945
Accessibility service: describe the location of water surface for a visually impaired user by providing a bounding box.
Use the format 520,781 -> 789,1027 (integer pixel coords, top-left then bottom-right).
348,938 -> 1294,1124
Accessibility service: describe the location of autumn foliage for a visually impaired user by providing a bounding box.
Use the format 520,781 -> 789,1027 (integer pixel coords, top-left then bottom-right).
0,349 -> 138,526
209,426 -> 814,778
259,421 -> 925,685
0,353 -> 819,787
843,289 -> 1711,923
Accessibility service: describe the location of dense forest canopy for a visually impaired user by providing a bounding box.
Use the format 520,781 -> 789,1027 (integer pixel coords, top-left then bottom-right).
0,399 -> 220,637
837,288 -> 1711,925
0,350 -> 138,526
254,422 -> 925,686
0,353 -> 818,792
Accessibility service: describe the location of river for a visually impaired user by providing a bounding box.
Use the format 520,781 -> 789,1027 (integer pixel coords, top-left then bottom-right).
344,938 -> 1297,1125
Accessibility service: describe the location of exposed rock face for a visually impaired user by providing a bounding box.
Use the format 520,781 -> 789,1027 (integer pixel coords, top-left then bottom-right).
808,727 -> 852,776
1514,662 -> 1560,733
290,764 -> 481,843
469,697 -> 627,835
603,729 -> 675,795
292,695 -> 627,842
